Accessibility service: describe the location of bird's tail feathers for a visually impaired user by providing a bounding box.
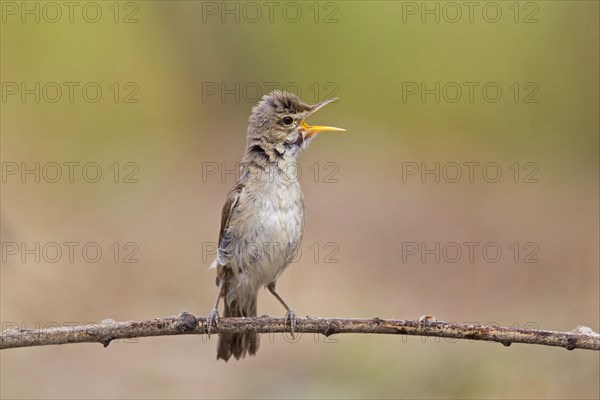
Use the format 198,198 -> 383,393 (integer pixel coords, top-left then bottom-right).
217,291 -> 259,361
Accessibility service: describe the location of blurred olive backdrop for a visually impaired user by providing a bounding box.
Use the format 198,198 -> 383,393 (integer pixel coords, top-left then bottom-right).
1,1 -> 598,399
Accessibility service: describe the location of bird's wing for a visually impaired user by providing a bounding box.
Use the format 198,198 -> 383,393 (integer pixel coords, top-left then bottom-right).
215,180 -> 245,267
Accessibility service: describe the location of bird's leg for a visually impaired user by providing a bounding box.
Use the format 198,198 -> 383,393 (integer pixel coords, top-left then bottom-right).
207,280 -> 225,337
267,281 -> 296,336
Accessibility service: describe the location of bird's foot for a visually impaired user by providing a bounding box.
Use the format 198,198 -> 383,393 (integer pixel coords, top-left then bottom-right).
206,308 -> 220,337
285,309 -> 297,338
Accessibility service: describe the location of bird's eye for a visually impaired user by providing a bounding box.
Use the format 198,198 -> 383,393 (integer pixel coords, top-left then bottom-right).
281,116 -> 294,126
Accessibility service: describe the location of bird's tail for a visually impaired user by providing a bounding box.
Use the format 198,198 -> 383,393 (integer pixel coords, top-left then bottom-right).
217,292 -> 259,361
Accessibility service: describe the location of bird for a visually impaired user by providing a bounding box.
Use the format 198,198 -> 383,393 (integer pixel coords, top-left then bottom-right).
206,90 -> 344,361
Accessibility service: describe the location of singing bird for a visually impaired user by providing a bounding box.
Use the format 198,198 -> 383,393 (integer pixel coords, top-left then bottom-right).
206,90 -> 344,361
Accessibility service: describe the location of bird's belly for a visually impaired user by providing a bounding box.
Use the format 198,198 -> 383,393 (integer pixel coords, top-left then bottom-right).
230,185 -> 304,290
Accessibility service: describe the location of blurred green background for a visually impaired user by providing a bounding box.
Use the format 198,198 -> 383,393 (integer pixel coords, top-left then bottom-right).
1,1 -> 598,399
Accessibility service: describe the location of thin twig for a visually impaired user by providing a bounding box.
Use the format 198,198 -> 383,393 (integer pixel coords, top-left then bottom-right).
1,313 -> 598,351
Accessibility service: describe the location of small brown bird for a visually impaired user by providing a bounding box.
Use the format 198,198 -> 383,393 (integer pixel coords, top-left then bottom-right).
206,90 -> 344,361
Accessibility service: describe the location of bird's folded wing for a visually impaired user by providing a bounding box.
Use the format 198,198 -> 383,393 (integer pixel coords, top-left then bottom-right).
216,180 -> 246,267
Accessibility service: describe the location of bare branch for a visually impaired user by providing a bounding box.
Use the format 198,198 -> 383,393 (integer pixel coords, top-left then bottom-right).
1,313 -> 598,351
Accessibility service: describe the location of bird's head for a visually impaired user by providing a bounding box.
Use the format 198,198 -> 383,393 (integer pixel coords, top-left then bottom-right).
245,90 -> 344,161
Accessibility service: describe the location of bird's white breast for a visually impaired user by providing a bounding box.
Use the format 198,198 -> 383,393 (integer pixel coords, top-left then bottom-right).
227,166 -> 304,293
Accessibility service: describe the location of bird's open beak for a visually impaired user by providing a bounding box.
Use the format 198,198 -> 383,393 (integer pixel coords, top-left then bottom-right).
300,98 -> 345,137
